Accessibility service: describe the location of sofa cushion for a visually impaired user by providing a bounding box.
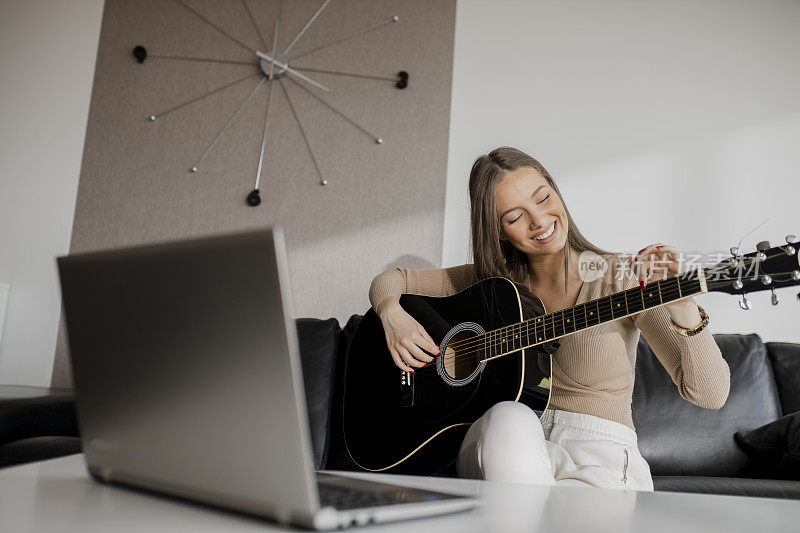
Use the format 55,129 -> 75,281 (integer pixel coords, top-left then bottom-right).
296,318 -> 340,471
735,412 -> 800,480
653,475 -> 800,499
766,342 -> 800,415
633,334 -> 782,477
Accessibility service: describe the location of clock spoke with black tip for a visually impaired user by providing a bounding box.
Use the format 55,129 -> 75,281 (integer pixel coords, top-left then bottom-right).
147,53 -> 255,66
282,0 -> 334,56
285,76 -> 383,145
289,16 -> 399,62
291,66 -> 398,83
279,79 -> 328,186
148,73 -> 258,121
191,76 -> 267,173
171,0 -> 256,56
251,82 -> 275,206
250,21 -> 282,206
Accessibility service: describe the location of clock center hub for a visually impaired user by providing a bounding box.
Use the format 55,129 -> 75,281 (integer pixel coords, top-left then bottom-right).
259,50 -> 289,80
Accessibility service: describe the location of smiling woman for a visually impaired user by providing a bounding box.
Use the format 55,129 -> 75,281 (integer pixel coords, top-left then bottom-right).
367,146 -> 731,491
468,149 -> 610,296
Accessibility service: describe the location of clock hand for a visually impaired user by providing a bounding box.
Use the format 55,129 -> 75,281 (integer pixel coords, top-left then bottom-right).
255,50 -> 329,92
283,0 -> 334,56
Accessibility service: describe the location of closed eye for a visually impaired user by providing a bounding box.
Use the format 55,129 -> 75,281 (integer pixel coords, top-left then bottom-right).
506,194 -> 550,224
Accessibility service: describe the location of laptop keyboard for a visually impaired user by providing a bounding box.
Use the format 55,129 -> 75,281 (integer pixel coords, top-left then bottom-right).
318,484 -> 405,510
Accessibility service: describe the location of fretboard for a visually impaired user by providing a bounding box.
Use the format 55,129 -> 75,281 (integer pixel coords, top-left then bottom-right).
483,268 -> 707,359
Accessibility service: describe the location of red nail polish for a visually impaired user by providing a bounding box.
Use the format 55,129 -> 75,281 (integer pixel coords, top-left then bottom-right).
409,370 -> 415,374
639,281 -> 645,289
638,248 -> 646,253
656,245 -> 663,249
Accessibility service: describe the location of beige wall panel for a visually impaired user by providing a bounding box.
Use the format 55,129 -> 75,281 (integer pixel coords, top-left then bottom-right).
53,0 -> 455,387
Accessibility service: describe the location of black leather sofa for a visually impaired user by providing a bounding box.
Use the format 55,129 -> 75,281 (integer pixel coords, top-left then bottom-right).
3,317 -> 799,500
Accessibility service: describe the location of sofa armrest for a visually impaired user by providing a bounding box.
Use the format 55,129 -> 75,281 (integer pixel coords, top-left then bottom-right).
0,385 -> 79,446
766,341 -> 800,415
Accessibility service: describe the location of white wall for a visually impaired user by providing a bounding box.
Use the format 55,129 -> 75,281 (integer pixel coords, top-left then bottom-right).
0,0 -> 104,386
445,0 -> 800,342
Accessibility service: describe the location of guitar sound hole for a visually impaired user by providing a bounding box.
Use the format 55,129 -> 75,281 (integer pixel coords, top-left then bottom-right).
443,330 -> 483,380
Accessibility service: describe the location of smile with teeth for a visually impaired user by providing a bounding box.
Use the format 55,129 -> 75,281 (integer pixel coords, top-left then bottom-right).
532,221 -> 556,241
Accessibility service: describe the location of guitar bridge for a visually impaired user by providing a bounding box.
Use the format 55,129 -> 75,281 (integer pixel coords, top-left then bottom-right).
400,370 -> 414,407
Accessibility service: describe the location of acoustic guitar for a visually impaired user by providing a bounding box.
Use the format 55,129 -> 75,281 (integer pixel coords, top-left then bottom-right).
341,237 -> 800,475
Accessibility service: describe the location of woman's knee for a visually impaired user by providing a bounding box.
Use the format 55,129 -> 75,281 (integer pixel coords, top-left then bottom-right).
472,401 -> 553,483
483,401 -> 543,435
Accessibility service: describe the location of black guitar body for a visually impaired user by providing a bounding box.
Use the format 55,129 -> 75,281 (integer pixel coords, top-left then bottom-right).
342,277 -> 552,475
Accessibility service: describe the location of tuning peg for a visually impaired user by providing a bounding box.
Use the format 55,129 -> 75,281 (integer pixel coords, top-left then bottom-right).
786,235 -> 798,244
739,295 -> 752,310
792,270 -> 800,281
732,279 -> 743,290
730,247 -> 740,256
756,251 -> 767,261
761,275 -> 772,285
785,245 -> 796,256
757,241 -> 771,251
771,289 -> 780,306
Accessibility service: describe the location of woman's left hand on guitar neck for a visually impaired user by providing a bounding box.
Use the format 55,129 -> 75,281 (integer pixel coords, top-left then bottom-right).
632,243 -> 704,330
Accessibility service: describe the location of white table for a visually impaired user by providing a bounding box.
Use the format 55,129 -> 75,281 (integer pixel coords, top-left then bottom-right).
1,455 -> 799,532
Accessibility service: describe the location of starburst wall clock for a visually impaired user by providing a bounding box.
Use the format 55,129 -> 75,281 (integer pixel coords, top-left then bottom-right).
133,0 -> 408,206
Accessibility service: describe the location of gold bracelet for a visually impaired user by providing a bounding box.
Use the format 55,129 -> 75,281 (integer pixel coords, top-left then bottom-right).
670,305 -> 709,337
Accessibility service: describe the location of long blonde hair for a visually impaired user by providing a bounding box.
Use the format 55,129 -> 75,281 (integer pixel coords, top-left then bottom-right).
468,147 -> 609,293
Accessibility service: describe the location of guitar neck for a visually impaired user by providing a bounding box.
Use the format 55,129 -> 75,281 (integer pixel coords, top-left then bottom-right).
484,267 -> 708,359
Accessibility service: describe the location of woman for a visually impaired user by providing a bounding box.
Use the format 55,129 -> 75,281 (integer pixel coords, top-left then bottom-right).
369,147 -> 730,491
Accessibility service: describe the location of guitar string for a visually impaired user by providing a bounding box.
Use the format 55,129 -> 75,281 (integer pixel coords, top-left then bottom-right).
405,248 -> 795,374
440,249 -> 781,353
430,270 -> 796,375
441,275 -> 690,355
411,283 -> 695,378
410,268 -> 797,377
412,280 -> 696,377
413,273 -> 796,381
430,250 -> 787,355
409,278 -> 733,380
425,273 -> 695,360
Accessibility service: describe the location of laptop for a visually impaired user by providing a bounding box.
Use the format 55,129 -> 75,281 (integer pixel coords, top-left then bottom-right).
57,227 -> 478,529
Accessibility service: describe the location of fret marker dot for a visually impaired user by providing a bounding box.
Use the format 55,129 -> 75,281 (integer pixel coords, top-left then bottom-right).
616,303 -> 620,307
590,311 -> 594,315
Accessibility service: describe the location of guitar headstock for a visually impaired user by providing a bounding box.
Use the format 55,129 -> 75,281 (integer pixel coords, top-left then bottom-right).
704,235 -> 800,308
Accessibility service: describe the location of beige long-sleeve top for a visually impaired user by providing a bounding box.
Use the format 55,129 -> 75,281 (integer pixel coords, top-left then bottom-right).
369,255 -> 731,430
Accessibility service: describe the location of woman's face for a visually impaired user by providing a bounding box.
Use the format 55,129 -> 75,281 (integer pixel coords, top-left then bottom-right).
495,166 -> 569,258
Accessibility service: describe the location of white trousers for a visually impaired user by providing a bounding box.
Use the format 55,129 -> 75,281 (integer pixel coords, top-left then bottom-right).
457,401 -> 654,491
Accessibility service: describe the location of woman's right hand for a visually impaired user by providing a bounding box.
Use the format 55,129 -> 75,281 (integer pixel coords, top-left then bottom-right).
375,297 -> 440,372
